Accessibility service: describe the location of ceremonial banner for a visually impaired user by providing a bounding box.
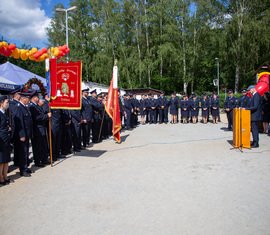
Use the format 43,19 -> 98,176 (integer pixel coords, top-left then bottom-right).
49,58 -> 82,109
105,65 -> 121,143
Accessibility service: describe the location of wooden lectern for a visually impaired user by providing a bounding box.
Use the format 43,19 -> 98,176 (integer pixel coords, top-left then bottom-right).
233,108 -> 251,149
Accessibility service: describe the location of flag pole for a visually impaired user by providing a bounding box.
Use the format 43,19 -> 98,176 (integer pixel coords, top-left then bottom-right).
48,107 -> 53,167
98,109 -> 105,143
45,58 -> 53,167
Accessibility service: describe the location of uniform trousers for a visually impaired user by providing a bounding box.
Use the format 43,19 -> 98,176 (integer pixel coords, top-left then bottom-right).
226,110 -> 233,129
251,121 -> 259,144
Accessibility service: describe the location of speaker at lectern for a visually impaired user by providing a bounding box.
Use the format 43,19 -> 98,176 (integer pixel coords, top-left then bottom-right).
233,108 -> 251,149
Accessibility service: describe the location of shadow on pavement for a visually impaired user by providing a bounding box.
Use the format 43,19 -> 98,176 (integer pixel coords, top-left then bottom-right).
76,149 -> 107,158
227,140 -> 234,146
121,134 -> 129,143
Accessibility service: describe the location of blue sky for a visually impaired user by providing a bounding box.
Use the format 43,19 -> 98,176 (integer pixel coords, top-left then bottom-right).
0,0 -> 71,48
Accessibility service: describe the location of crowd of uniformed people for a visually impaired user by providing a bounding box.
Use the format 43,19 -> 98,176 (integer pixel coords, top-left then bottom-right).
0,86 -> 270,185
0,87 -> 114,183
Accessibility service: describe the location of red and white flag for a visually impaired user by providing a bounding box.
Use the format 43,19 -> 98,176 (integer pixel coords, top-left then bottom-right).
105,65 -> 121,143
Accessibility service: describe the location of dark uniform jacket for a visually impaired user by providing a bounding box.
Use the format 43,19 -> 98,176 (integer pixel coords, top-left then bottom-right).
157,96 -> 168,108
239,95 -> 251,108
123,99 -> 133,113
89,97 -> 103,120
246,92 -> 263,121
0,110 -> 11,157
29,102 -> 48,136
14,103 -> 33,139
149,98 -> 157,109
224,96 -> 238,111
81,97 -> 93,122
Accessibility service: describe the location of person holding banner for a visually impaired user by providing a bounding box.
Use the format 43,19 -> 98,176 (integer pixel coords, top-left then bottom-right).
29,92 -> 51,167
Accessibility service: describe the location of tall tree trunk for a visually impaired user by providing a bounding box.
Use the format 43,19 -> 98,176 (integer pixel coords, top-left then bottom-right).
181,8 -> 187,94
143,0 -> 151,86
234,0 -> 244,93
134,0 -> 142,85
160,15 -> 163,77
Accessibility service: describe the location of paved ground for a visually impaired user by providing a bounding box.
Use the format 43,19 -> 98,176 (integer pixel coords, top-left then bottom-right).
1,117 -> 270,235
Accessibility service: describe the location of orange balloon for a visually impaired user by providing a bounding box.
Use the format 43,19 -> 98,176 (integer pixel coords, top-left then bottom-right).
11,48 -> 20,59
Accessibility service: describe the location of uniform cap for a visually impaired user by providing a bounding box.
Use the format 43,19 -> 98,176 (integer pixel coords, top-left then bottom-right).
228,89 -> 233,94
19,89 -> 34,98
241,89 -> 247,93
82,87 -> 89,92
0,95 -> 8,102
90,89 -> 97,94
10,87 -> 22,95
247,85 -> 255,91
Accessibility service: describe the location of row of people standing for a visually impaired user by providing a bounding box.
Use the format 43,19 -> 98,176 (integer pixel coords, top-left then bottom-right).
122,92 -> 221,127
0,87 -> 112,181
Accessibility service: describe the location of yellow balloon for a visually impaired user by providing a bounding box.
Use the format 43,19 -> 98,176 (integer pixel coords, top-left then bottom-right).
31,48 -> 38,54
29,55 -> 35,60
2,41 -> 8,47
11,48 -> 20,59
20,49 -> 28,60
53,47 -> 59,57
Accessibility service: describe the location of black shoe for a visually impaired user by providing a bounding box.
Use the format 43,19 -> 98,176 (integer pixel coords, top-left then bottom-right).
251,143 -> 259,148
0,181 -> 7,185
34,164 -> 45,168
20,172 -> 31,177
5,178 -> 11,184
26,168 -> 33,174
58,155 -> 67,159
73,149 -> 81,152
42,160 -> 51,165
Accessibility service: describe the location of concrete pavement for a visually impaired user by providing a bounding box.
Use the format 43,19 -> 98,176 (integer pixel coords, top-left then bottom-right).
0,119 -> 270,235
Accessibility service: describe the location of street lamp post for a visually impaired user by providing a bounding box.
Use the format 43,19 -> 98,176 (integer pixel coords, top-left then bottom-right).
55,6 -> 77,60
215,57 -> 220,95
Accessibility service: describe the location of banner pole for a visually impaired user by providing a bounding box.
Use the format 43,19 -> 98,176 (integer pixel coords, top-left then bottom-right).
98,109 -> 105,143
48,106 -> 53,167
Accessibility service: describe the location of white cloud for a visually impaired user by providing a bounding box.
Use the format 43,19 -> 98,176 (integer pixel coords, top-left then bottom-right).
0,0 -> 51,46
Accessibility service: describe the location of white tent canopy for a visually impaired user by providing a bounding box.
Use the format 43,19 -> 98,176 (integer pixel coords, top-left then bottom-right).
0,61 -> 46,86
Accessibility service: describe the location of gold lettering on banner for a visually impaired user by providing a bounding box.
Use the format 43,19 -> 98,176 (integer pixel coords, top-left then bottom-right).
67,69 -> 77,75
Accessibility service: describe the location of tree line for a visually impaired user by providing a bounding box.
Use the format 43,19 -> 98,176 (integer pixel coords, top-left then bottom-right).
1,0 -> 270,95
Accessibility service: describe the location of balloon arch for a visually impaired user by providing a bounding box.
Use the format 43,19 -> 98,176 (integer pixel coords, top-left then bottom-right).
0,41 -> 69,62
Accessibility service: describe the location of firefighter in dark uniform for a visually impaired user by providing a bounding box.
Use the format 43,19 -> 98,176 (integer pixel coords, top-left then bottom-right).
51,109 -> 62,160
89,89 -> 104,143
245,85 -> 263,148
180,95 -> 190,123
81,87 -> 92,147
157,92 -> 168,124
61,110 -> 73,155
29,92 -> 51,167
8,88 -> 21,144
70,109 -> 82,152
140,94 -> 147,125
210,93 -> 220,124
190,94 -> 199,124
239,89 -> 251,108
201,94 -> 210,124
149,94 -> 157,124
0,95 -> 11,185
13,90 -> 33,176
123,94 -> 133,130
224,90 -> 238,130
